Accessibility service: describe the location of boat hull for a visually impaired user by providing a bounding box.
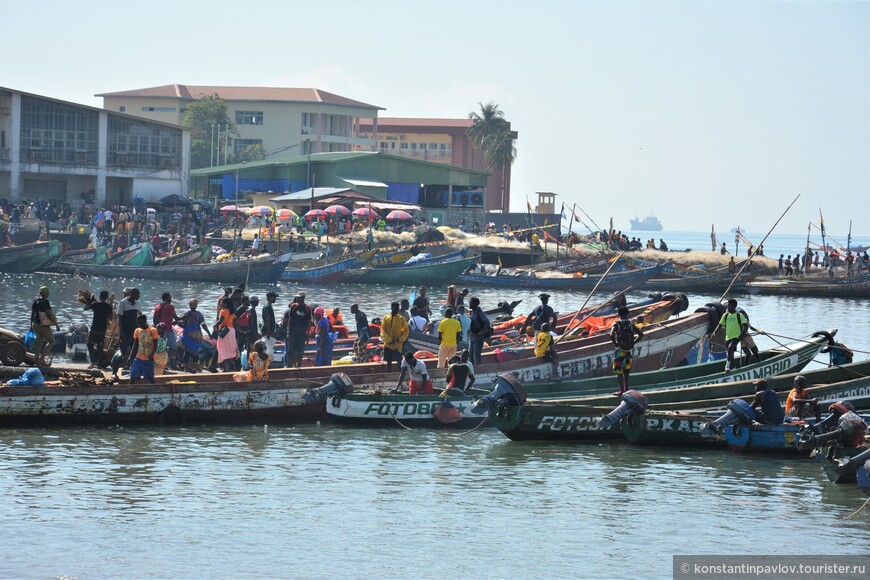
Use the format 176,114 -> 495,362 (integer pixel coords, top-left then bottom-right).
457,265 -> 662,291
343,256 -> 479,286
746,277 -> 870,298
0,240 -> 62,273
326,392 -> 486,428
281,256 -> 357,284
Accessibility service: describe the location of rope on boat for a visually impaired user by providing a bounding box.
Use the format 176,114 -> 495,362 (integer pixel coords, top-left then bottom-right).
451,415 -> 490,436
380,394 -> 415,430
762,331 -> 870,357
844,495 -> 870,520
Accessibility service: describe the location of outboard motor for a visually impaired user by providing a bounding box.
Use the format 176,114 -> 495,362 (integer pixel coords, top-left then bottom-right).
470,374 -> 527,415
797,403 -> 866,450
302,373 -> 354,404
700,398 -> 755,438
598,390 -> 648,429
835,447 -> 870,476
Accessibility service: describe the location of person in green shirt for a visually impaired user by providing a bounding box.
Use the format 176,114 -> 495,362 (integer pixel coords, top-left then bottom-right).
710,298 -> 748,373
377,218 -> 387,231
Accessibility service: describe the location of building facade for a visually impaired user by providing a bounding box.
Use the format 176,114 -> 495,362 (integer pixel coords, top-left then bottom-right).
97,85 -> 383,160
356,117 -> 516,214
0,87 -> 190,206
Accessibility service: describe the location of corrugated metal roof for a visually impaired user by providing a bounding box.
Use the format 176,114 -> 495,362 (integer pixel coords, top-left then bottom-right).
96,84 -> 383,110
359,117 -> 473,128
269,188 -> 354,202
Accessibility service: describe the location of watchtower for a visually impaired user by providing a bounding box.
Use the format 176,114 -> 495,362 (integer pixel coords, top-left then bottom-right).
535,191 -> 557,214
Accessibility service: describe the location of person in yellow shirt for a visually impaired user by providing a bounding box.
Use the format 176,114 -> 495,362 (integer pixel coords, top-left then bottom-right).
437,308 -> 463,367
380,302 -> 409,372
535,323 -> 560,381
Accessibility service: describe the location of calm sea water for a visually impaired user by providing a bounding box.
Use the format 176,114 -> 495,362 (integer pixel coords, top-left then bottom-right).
1,230 -> 868,578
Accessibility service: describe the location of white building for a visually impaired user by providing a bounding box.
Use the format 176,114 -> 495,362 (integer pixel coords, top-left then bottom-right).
97,84 -> 383,159
0,87 -> 190,206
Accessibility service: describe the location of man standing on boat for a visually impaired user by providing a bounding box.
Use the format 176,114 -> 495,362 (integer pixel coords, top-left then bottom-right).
128,314 -> 158,385
117,288 -> 141,366
437,308 -> 462,368
260,291 -> 279,359
31,285 -> 60,366
282,293 -> 311,368
413,286 -> 431,322
84,290 -> 112,368
710,298 -> 748,373
381,302 -> 409,373
468,297 -> 491,366
350,303 -> 370,350
523,293 -> 557,335
610,307 -> 643,395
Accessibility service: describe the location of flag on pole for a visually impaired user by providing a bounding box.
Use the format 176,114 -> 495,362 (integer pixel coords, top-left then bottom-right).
559,202 -> 566,222
527,199 -> 533,214
819,209 -> 826,236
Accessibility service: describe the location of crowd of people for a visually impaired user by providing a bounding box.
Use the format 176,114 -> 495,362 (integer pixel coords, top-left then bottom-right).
775,249 -> 870,277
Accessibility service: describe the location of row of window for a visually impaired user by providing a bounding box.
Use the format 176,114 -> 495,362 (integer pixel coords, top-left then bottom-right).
379,142 -> 449,151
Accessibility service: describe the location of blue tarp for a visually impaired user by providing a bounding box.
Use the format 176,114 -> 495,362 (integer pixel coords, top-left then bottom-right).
385,182 -> 420,204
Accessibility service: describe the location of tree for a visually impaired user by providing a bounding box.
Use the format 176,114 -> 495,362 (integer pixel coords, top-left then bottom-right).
466,102 -> 515,171
182,94 -> 235,169
233,144 -> 266,164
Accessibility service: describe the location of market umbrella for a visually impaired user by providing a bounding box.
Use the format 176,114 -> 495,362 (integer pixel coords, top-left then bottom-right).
386,210 -> 413,221
160,194 -> 192,206
352,207 -> 379,219
275,208 -> 298,222
324,205 -> 351,216
220,205 -> 241,213
304,209 -> 328,220
246,206 -> 274,217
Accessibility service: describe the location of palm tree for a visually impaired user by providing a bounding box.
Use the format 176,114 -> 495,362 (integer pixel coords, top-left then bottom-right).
484,128 -> 516,172
467,102 -> 511,170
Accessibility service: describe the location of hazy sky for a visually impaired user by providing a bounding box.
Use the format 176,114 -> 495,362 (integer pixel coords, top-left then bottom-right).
3,1 -> 867,235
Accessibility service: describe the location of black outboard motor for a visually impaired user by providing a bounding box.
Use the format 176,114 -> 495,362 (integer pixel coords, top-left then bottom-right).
598,390 -> 648,429
302,373 -> 354,404
796,403 -> 866,451
835,447 -> 870,475
470,374 -> 527,415
700,398 -> 755,438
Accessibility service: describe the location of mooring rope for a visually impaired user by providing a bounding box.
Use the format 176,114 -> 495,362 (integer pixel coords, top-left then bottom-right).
844,495 -> 870,520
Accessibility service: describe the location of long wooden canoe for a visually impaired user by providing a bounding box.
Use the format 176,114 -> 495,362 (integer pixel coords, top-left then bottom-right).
0,240 -> 63,273
153,244 -> 212,266
0,312 -> 714,426
457,264 -> 663,291
746,276 -> 870,299
57,252 -> 292,283
342,256 -> 479,286
281,256 -> 358,284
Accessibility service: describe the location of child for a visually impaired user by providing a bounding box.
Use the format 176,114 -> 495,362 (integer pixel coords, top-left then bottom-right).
154,323 -> 169,376
535,323 -> 560,381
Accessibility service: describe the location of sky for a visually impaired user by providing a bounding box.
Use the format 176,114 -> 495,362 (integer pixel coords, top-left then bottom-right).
2,0 -> 868,235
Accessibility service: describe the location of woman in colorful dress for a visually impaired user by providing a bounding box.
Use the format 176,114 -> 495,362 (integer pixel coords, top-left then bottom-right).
215,298 -> 239,371
154,323 -> 170,375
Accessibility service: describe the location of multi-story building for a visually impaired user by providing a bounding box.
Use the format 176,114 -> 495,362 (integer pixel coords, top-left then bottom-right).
0,86 -> 190,206
357,117 -> 516,213
97,84 -> 383,159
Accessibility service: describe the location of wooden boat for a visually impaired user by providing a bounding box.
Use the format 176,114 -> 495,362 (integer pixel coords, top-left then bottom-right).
746,277 -> 870,299
325,388 -> 489,428
621,411 -> 725,448
59,252 -> 292,283
58,246 -> 109,265
342,255 -> 479,286
102,243 -> 153,267
720,418 -> 866,455
523,332 -> 828,400
281,255 -> 358,284
153,244 -> 212,266
369,249 -> 468,269
488,360 -> 870,442
457,264 -> 663,291
0,240 -> 63,273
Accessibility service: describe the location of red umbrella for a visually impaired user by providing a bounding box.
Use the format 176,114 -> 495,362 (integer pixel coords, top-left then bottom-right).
386,210 -> 413,221
352,207 -> 379,219
304,209 -> 328,220
220,205 -> 241,213
324,205 -> 351,216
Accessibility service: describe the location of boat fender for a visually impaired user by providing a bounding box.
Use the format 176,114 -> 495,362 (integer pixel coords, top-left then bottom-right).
835,447 -> 870,475
811,330 -> 837,347
646,292 -> 664,302
469,374 -> 527,415
693,306 -> 719,334
598,390 -> 649,429
704,302 -> 727,319
302,373 -> 354,404
700,398 -> 755,437
669,293 -> 689,315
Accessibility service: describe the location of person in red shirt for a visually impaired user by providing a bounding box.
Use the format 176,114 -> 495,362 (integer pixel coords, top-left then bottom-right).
153,292 -> 177,363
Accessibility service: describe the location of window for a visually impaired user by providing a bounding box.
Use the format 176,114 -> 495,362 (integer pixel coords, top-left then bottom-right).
20,96 -> 98,164
400,142 -> 409,150
119,106 -> 126,112
429,143 -> 438,150
107,114 -> 181,169
236,111 -> 264,125
233,138 -> 263,154
141,106 -> 177,113
411,143 -> 417,150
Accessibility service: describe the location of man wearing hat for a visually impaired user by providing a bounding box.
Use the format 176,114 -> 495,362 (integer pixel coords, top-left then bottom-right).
31,286 -> 60,365
523,293 -> 557,334
260,292 -> 279,358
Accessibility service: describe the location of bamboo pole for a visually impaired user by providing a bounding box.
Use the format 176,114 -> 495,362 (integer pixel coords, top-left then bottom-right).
555,251 -> 625,344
